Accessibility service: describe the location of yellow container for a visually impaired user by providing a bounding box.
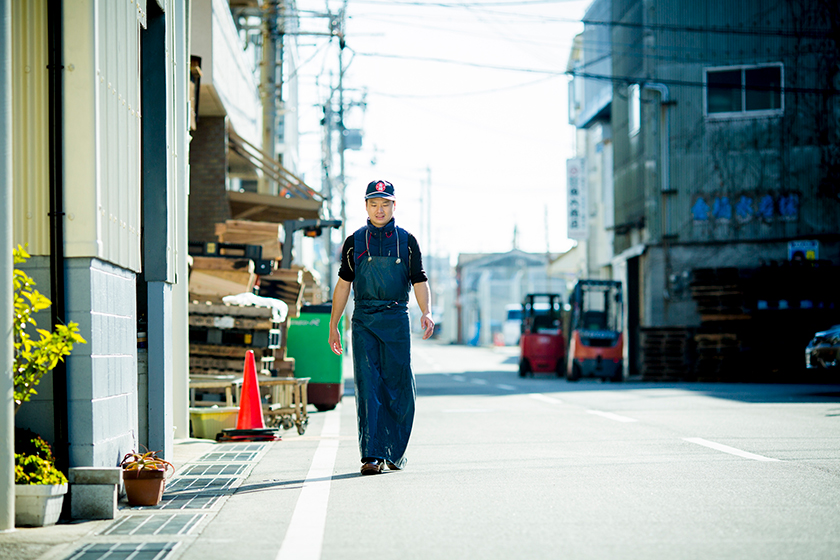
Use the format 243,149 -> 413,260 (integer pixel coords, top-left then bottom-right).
189,407 -> 240,439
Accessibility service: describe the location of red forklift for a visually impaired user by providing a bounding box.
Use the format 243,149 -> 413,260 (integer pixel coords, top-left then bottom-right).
566,280 -> 624,382
518,293 -> 566,377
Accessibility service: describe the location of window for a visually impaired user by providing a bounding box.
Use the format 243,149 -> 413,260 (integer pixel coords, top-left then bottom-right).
628,83 -> 640,135
706,64 -> 783,117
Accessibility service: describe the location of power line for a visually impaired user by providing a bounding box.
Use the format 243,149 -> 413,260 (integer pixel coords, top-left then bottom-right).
353,50 -> 560,74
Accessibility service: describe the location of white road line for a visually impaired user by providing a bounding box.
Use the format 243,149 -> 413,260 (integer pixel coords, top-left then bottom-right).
470,378 -> 488,385
529,393 -> 563,405
683,437 -> 780,462
496,384 -> 516,391
276,407 -> 341,560
587,410 -> 638,423
451,375 -> 467,382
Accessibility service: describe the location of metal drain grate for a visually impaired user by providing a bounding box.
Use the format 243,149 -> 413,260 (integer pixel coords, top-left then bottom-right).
63,542 -> 179,560
197,450 -> 262,462
166,476 -> 239,493
100,513 -> 206,536
179,463 -> 250,477
196,443 -> 267,463
155,493 -> 225,510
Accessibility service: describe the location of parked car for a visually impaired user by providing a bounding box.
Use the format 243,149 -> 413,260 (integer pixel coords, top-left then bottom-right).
502,304 -> 522,346
805,324 -> 840,370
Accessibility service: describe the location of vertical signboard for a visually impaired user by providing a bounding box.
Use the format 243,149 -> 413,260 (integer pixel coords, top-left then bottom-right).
567,158 -> 587,239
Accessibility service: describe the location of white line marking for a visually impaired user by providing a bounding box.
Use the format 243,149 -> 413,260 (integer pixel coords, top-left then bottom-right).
496,384 -> 516,391
452,375 -> 467,382
276,407 -> 341,560
470,378 -> 487,385
587,410 -> 637,423
529,393 -> 563,405
683,437 -> 780,462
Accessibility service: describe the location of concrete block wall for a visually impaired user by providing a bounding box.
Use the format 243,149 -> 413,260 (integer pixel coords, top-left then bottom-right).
14,256 -> 57,444
65,258 -> 138,468
189,115 -> 230,244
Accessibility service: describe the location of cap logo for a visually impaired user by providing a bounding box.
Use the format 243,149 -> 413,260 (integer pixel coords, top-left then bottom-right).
376,182 -> 386,192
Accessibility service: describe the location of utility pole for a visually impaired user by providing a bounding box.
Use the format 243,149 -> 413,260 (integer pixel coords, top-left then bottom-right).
322,88 -> 334,290
336,2 -> 347,242
260,0 -> 283,195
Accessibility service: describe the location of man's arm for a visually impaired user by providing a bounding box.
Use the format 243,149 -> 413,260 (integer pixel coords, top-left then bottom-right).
329,279 -> 351,355
413,281 -> 434,340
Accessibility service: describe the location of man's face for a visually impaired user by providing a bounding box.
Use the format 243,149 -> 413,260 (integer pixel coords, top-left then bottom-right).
366,198 -> 395,227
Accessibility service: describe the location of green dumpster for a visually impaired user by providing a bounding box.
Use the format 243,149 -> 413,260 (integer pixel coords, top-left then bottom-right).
287,304 -> 344,411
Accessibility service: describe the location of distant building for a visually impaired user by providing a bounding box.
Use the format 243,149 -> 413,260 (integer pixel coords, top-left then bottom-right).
455,250 -> 561,346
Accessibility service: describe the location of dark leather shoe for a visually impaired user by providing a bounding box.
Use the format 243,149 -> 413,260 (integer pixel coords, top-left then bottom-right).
386,461 -> 402,471
360,459 -> 384,475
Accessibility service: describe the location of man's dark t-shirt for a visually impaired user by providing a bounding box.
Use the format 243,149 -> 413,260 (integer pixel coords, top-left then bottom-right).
337,230 -> 428,285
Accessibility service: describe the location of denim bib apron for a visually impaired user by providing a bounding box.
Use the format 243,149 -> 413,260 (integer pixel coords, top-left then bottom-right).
351,220 -> 415,468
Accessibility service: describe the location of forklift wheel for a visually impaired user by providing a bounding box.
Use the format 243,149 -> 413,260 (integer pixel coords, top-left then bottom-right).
567,363 -> 581,382
518,359 -> 531,378
555,359 -> 566,378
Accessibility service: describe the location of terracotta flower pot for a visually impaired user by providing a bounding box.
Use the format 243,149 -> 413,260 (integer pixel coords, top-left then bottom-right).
123,469 -> 166,506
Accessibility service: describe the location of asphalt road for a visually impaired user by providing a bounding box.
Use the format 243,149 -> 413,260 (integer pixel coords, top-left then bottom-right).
328,342 -> 840,559
175,340 -> 840,560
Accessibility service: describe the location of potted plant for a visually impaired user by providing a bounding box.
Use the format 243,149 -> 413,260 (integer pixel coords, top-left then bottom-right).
14,430 -> 68,527
119,448 -> 174,506
13,245 -> 86,414
12,246 -> 85,527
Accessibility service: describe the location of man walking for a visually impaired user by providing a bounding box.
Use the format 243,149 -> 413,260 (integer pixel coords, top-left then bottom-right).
328,180 -> 434,475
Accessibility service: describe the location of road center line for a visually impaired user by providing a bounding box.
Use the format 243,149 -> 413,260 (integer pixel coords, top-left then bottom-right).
496,384 -> 516,391
587,410 -> 638,423
276,406 -> 341,560
529,393 -> 563,405
683,437 -> 780,462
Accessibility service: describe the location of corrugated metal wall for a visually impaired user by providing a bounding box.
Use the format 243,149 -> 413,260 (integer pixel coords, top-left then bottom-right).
97,0 -> 143,270
611,0 -> 840,253
64,0 -> 143,272
11,0 -> 50,255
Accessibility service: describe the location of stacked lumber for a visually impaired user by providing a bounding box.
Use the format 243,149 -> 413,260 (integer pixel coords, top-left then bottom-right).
295,266 -> 325,305
188,302 -> 295,378
689,268 -> 749,321
188,257 -> 257,302
639,327 -> 693,381
256,268 -> 305,318
216,220 -> 282,262
692,331 -> 746,381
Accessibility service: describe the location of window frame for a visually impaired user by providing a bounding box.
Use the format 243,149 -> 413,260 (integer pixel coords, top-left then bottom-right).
628,83 -> 641,136
704,63 -> 784,119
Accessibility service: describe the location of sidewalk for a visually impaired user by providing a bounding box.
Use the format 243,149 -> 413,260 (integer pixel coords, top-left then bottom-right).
0,380 -> 354,560
1,338 -> 359,560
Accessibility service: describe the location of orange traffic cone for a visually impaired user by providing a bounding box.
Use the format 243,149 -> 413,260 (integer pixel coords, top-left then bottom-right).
236,350 -> 266,430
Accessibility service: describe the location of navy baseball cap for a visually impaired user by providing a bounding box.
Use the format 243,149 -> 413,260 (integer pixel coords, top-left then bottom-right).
365,180 -> 396,200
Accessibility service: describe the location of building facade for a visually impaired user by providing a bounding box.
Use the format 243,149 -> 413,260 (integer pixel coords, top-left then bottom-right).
569,0 -> 840,376
12,0 -> 190,467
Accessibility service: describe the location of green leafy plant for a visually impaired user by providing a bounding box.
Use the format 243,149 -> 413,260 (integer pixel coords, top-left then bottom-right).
120,447 -> 174,476
13,245 -> 86,414
14,453 -> 68,485
13,430 -> 67,485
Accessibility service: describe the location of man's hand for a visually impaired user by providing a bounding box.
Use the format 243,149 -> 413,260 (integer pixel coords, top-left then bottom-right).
328,327 -> 343,355
420,313 -> 435,340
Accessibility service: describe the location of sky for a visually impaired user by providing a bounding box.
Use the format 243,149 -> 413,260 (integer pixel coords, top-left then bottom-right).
290,0 -> 592,261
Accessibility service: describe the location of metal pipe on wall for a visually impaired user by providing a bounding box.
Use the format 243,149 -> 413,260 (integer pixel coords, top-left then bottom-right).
0,0 -> 15,533
47,0 -> 69,477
